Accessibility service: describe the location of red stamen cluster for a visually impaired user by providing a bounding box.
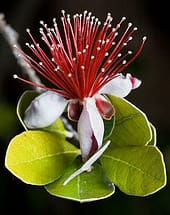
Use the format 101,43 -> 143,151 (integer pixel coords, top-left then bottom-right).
14,10 -> 146,100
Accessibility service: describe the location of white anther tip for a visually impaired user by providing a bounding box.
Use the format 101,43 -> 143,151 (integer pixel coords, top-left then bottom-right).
122,60 -> 126,65
128,22 -> 132,27
40,20 -> 44,25
143,36 -> 147,41
13,74 -> 18,79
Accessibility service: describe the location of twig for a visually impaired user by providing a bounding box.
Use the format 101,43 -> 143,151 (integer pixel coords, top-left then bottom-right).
0,13 -> 42,92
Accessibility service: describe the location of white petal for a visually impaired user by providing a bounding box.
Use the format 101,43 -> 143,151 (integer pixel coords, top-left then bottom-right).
63,140 -> 111,185
99,74 -> 133,98
24,91 -> 68,128
78,97 -> 104,161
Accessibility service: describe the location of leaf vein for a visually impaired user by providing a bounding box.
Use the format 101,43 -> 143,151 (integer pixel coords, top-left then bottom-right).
103,154 -> 144,173
116,113 -> 141,125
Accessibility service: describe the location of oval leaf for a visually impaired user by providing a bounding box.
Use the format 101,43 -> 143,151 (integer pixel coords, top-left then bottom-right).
108,96 -> 152,146
5,131 -> 80,185
101,145 -> 167,196
45,158 -> 115,202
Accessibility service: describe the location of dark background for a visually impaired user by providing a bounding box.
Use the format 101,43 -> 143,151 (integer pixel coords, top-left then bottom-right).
0,0 -> 170,214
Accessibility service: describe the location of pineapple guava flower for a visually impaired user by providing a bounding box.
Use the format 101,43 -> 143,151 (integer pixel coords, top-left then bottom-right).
14,10 -> 145,161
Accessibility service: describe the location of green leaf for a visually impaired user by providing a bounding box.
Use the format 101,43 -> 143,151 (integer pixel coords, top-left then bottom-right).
108,96 -> 152,146
101,145 -> 167,196
45,158 -> 115,202
5,130 -> 80,185
148,124 -> 157,146
17,90 -> 39,129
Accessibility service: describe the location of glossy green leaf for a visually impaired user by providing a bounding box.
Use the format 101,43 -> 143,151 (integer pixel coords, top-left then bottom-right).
45,158 -> 115,202
108,96 -> 152,146
101,145 -> 167,196
17,90 -> 39,129
5,130 -> 80,185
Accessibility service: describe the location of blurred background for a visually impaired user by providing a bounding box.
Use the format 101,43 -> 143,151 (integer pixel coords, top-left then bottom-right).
0,0 -> 169,214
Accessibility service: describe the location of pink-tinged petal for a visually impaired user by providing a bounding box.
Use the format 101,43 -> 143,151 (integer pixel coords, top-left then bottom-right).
78,97 -> 104,161
99,73 -> 141,98
67,100 -> 83,121
127,73 -> 142,89
95,95 -> 115,120
24,91 -> 68,128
